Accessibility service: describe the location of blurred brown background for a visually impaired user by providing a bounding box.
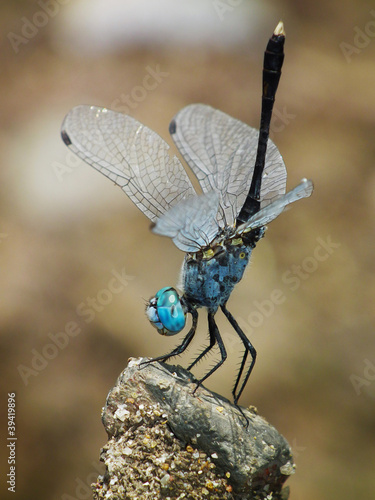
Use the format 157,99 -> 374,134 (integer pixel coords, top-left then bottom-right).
0,0 -> 374,499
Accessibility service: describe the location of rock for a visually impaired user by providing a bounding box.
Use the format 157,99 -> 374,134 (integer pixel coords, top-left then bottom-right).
93,357 -> 294,500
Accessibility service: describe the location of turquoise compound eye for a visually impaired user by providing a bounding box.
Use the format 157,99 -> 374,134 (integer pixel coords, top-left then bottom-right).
155,287 -> 186,335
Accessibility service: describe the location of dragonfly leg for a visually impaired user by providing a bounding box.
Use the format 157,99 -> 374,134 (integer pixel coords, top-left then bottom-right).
221,304 -> 256,404
141,309 -> 198,366
192,311 -> 227,393
187,310 -> 217,371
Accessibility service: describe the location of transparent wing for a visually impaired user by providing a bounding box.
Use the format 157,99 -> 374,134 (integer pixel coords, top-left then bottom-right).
61,105 -> 197,223
169,104 -> 287,227
152,191 -> 220,252
238,179 -> 313,232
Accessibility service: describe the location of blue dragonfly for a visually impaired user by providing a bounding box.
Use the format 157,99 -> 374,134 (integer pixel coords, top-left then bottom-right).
61,22 -> 313,404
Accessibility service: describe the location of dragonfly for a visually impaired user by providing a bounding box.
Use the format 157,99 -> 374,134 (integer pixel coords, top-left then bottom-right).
61,22 -> 313,405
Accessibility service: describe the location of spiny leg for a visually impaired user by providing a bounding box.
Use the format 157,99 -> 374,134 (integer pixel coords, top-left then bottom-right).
193,311 -> 227,393
221,304 -> 248,394
141,309 -> 198,367
187,310 -> 218,371
221,304 -> 256,404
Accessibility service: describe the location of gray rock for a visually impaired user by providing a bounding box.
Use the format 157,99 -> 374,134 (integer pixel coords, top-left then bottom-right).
93,357 -> 294,500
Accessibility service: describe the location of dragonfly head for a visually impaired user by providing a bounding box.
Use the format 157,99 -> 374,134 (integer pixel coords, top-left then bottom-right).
146,287 -> 186,336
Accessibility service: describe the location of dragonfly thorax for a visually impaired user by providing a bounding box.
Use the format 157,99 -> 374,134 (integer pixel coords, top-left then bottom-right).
182,238 -> 258,311
146,228 -> 265,335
